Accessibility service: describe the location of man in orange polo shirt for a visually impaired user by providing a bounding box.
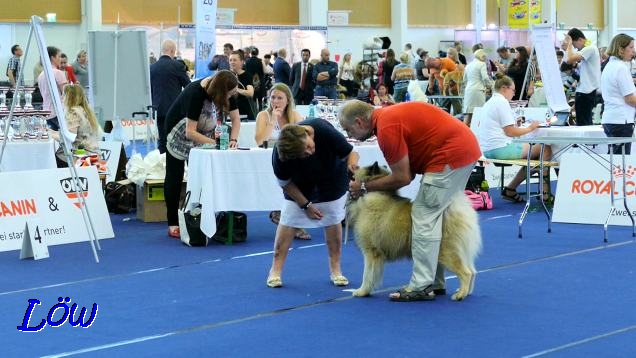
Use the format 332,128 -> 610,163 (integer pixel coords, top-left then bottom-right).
426,56 -> 457,94
339,100 -> 481,302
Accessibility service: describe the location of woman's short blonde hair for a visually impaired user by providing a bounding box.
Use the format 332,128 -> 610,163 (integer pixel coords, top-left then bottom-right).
276,124 -> 308,161
399,52 -> 410,64
473,49 -> 487,62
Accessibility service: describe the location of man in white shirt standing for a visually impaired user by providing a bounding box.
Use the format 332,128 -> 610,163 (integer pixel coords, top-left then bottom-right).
563,28 -> 601,126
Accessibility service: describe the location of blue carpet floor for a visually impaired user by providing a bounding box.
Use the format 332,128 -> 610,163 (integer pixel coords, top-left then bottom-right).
1,195 -> 635,357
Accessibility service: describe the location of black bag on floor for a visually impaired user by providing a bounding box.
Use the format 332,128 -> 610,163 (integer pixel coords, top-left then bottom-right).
465,165 -> 487,192
104,182 -> 136,214
212,211 -> 248,244
178,191 -> 210,247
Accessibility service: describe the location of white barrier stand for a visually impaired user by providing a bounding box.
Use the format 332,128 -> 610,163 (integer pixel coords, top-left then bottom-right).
20,221 -> 50,260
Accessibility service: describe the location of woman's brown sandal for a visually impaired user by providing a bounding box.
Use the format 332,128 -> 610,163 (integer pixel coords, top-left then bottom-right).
502,187 -> 525,203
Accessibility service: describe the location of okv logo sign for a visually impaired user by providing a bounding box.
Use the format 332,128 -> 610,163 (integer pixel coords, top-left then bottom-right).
17,297 -> 98,332
59,177 -> 89,208
100,148 -> 111,161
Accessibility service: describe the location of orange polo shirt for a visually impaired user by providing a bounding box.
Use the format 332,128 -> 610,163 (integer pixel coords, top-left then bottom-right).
372,102 -> 480,174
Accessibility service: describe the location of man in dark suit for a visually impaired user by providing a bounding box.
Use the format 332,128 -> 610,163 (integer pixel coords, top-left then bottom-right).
150,39 -> 191,153
273,48 -> 291,86
290,49 -> 314,105
245,46 -> 265,110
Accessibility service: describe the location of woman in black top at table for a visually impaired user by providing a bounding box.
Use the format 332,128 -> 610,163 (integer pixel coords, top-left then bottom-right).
163,70 -> 240,239
229,50 -> 256,121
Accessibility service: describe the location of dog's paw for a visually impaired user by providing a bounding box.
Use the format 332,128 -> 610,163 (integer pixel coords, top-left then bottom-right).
352,288 -> 371,297
451,290 -> 467,301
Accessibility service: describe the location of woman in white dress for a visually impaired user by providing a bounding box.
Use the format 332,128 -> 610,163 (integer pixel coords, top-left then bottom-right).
462,49 -> 493,128
255,83 -> 311,240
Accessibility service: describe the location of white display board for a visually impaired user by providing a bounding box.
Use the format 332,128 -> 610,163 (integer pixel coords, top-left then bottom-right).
0,166 -> 114,252
531,24 -> 570,113
88,30 -> 152,127
553,153 -> 636,225
98,140 -> 124,183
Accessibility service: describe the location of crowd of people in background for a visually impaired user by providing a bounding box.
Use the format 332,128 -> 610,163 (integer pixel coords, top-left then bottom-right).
4,30 -> 636,242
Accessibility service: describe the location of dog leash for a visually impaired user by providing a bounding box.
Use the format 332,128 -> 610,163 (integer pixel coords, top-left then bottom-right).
343,194 -> 351,245
343,190 -> 360,245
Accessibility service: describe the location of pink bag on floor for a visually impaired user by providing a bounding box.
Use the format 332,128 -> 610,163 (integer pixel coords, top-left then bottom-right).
465,190 -> 493,211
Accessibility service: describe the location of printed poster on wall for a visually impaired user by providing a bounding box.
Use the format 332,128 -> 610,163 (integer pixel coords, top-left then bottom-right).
194,0 -> 218,79
508,0 -> 542,29
0,166 -> 114,252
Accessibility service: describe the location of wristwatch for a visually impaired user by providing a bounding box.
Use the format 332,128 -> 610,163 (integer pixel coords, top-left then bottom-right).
360,181 -> 367,194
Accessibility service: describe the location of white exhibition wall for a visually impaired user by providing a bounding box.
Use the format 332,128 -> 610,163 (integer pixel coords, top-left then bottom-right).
2,21 -> 626,86
3,23 -> 457,85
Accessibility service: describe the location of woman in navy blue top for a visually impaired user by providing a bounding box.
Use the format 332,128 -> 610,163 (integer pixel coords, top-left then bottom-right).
266,118 -> 360,288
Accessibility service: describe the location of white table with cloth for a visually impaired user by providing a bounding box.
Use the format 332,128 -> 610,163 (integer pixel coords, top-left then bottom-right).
0,140 -> 56,172
187,145 -> 421,237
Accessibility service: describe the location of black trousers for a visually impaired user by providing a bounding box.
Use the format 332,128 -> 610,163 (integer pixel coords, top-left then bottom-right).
294,90 -> 314,106
164,150 -> 186,226
603,123 -> 635,155
157,115 -> 167,154
575,90 -> 596,126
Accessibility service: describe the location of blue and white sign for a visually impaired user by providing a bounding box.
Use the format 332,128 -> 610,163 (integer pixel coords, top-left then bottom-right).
194,0 -> 218,79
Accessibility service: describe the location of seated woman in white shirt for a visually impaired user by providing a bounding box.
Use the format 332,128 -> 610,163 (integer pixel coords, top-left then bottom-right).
475,73 -> 552,202
255,83 -> 310,240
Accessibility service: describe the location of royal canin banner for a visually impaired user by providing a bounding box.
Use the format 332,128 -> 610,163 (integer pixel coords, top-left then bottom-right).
0,167 -> 114,252
553,153 -> 636,225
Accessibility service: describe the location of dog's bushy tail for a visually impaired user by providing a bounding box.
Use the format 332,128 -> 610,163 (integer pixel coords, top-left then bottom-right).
443,193 -> 483,272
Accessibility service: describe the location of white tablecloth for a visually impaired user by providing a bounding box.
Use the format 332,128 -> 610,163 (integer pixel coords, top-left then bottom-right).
0,140 -> 56,172
528,125 -> 608,158
187,145 -> 421,237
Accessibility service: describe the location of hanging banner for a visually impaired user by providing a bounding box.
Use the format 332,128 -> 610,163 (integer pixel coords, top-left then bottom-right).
0,167 -> 114,252
508,0 -> 542,29
194,0 -> 218,79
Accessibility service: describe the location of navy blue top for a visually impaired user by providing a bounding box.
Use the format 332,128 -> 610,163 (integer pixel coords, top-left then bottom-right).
150,55 -> 191,118
312,61 -> 338,86
273,57 -> 291,86
272,118 -> 353,203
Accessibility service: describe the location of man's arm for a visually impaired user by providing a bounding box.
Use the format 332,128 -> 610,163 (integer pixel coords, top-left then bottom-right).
317,72 -> 330,82
350,155 -> 413,193
563,35 -> 584,64
7,66 -> 16,87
